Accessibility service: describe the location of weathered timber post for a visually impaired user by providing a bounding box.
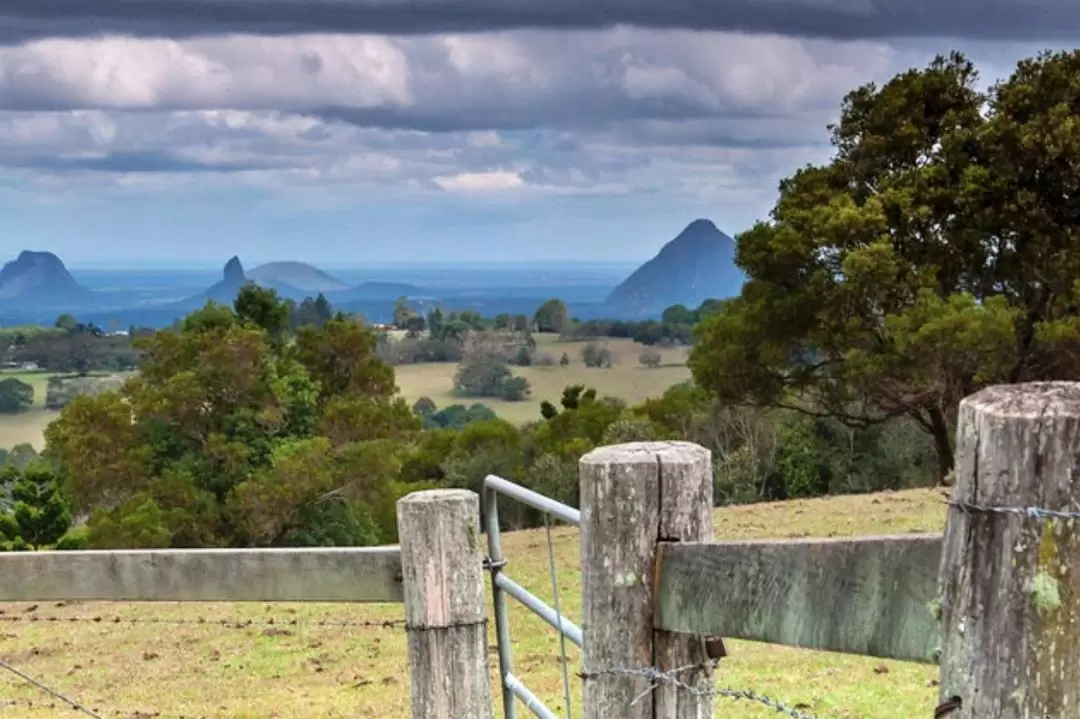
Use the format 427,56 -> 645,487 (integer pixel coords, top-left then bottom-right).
938,382 -> 1080,717
579,441 -> 714,719
397,489 -> 494,719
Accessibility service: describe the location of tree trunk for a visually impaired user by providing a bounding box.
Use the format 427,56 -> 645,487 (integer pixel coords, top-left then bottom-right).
928,406 -> 955,485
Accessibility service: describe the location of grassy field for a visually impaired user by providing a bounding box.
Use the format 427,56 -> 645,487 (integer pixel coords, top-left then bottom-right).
0,336 -> 684,449
395,335 -> 691,424
0,371 -> 60,450
0,488 -> 949,718
0,371 -> 134,451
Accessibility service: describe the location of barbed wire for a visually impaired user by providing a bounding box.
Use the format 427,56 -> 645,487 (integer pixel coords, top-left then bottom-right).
580,662 -> 823,719
947,500 -> 1080,521
0,614 -> 406,630
0,657 -> 103,718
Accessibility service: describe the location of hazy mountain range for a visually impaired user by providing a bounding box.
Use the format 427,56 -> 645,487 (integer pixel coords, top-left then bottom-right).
0,220 -> 745,327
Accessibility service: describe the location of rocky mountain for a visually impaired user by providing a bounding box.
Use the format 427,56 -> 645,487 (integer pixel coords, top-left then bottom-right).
604,219 -> 744,317
192,255 -> 250,305
0,250 -> 89,302
247,261 -> 350,293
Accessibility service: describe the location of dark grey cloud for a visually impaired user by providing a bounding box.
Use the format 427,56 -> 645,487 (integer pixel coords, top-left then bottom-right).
0,0 -> 1077,45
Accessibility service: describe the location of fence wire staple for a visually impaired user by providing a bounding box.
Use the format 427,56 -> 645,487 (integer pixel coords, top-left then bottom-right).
579,662 -> 823,719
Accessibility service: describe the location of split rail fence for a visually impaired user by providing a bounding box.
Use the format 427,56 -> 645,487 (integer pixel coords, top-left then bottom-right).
1,380 -> 1078,718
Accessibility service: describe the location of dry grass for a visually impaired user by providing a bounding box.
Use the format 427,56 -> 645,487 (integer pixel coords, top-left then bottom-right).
0,371 -> 133,451
0,488 -> 949,718
0,371 -> 60,451
395,335 -> 691,424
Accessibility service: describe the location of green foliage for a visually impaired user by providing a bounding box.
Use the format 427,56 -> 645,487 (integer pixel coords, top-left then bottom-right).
44,292 -> 408,549
452,353 -> 531,402
691,50 -> 1080,481
0,377 -> 33,413
533,299 -> 569,333
0,463 -> 72,549
420,403 -> 498,430
235,283 -> 291,348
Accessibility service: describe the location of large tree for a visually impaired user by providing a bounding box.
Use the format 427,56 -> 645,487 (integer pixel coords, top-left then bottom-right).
690,51 -> 1080,482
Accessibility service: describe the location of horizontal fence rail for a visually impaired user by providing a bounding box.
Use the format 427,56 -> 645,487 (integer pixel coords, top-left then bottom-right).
654,534 -> 943,663
485,474 -> 580,719
0,546 -> 404,603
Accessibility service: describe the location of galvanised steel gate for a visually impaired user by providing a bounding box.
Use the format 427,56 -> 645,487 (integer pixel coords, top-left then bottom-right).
483,474 -> 582,719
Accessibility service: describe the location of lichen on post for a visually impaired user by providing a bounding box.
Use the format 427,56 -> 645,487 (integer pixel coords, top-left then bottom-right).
579,441 -> 714,719
937,382 -> 1080,717
397,489 -> 493,719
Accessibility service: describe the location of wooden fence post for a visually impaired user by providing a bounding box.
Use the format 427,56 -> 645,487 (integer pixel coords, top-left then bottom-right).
397,489 -> 493,719
579,441 -> 714,719
938,382 -> 1080,717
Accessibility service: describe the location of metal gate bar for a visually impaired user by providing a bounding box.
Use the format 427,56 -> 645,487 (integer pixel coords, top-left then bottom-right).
484,474 -> 581,719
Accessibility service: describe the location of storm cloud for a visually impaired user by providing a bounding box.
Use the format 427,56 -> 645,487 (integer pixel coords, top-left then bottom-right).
0,0 -> 1077,44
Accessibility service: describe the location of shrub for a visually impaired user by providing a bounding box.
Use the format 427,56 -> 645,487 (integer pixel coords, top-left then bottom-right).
639,349 -> 663,368
499,376 -> 531,402
582,342 -> 613,368
0,377 -> 33,413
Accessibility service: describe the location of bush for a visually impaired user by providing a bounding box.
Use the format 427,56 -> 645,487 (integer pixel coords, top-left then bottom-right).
639,349 -> 663,368
582,342 -> 613,368
453,354 -> 531,402
532,352 -> 556,366
499,376 -> 531,401
55,526 -> 91,550
0,377 -> 33,413
512,345 -> 533,366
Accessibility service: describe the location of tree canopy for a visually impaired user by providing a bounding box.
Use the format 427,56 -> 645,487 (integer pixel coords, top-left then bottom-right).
690,50 -> 1080,481
44,288 -> 419,549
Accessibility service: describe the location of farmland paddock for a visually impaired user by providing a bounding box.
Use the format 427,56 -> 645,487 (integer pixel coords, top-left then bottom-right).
1,381 -> 1078,717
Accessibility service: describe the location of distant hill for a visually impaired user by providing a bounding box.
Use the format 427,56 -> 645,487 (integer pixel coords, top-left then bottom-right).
604,219 -> 744,318
0,250 -> 89,302
248,262 -> 350,293
335,281 -> 425,302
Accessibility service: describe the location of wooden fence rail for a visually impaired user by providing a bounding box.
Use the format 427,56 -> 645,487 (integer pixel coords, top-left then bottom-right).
1,381 -> 1078,719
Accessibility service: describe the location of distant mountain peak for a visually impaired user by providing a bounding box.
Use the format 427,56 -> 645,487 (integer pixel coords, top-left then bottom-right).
247,261 -> 350,293
0,250 -> 88,301
223,256 -> 245,285
604,219 -> 743,317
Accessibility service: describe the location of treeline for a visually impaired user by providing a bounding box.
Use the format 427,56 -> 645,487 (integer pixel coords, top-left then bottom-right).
0,284 -> 941,552
1,318 -> 145,375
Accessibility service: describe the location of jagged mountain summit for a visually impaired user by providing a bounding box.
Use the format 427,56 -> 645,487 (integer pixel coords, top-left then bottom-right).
604,219 -> 744,317
0,250 -> 89,301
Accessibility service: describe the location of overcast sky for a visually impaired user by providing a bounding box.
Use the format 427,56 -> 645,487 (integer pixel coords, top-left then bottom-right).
0,2 -> 1075,266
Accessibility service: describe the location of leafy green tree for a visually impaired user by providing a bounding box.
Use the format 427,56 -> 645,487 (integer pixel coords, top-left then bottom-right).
412,396 -> 437,417
0,463 -> 72,550
55,314 -> 78,333
499,376 -> 531,401
235,283 -> 291,347
293,317 -> 395,403
533,299 -> 569,333
0,378 -> 33,413
689,51 -> 1080,481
